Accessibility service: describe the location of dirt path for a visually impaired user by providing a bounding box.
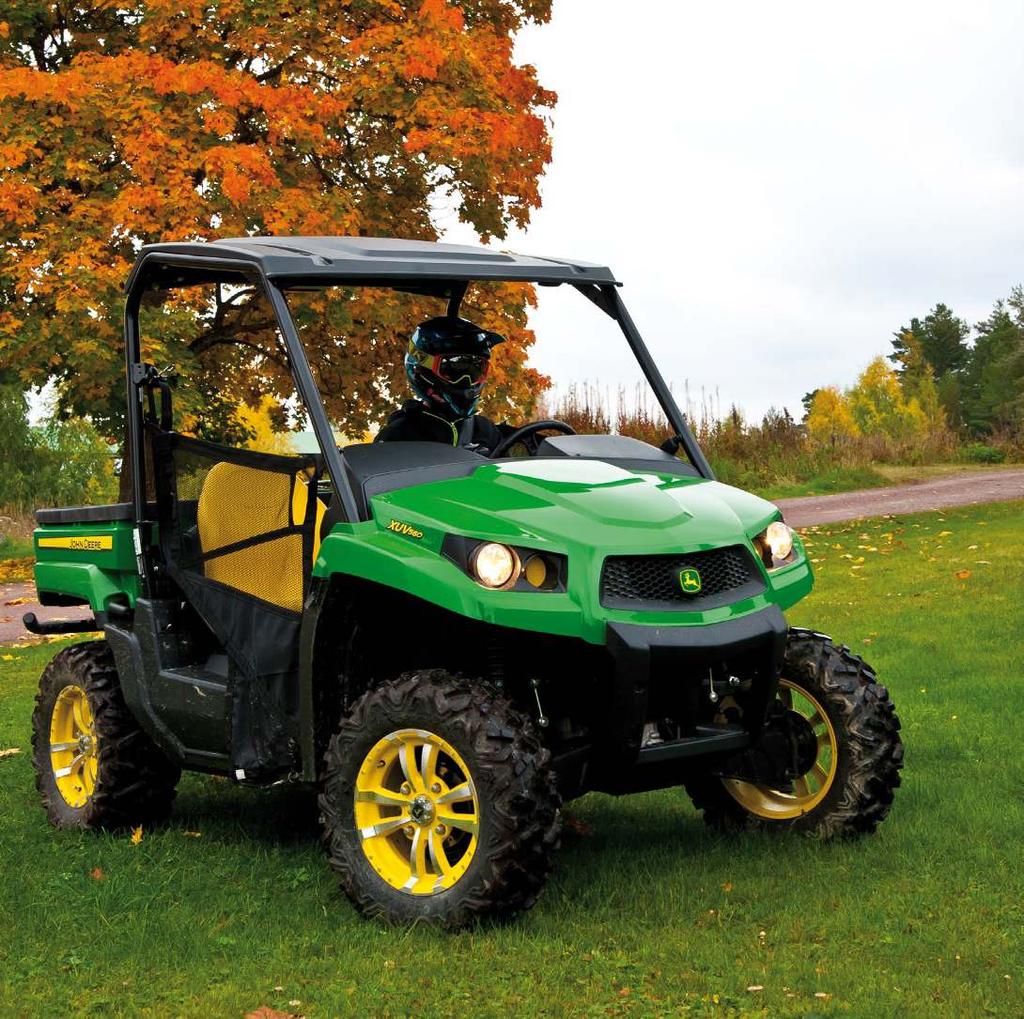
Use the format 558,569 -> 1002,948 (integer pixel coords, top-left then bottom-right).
776,467 -> 1024,527
0,580 -> 100,647
2,469 -> 1022,644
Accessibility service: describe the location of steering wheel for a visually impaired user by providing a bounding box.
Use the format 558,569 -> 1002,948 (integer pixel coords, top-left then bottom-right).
489,419 -> 577,458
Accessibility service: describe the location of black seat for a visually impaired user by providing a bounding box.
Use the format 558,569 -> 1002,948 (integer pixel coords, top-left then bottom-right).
36,503 -> 135,525
341,442 -> 486,520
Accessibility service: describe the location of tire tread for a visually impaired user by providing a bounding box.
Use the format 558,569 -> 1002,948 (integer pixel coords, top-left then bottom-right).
318,669 -> 561,928
31,641 -> 180,829
685,630 -> 903,838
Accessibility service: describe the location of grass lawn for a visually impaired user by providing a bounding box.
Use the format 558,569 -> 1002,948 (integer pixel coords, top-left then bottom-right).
754,464 -> 888,501
872,462 -> 1021,485
755,461 -> 1019,501
1,501 -> 1022,1017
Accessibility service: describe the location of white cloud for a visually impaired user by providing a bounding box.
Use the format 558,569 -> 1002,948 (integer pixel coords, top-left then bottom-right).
442,0 -> 1024,420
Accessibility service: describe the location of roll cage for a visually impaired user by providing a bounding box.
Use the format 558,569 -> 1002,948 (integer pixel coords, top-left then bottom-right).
123,236 -> 713,593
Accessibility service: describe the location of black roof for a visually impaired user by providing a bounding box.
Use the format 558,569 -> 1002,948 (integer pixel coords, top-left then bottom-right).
126,236 -> 617,292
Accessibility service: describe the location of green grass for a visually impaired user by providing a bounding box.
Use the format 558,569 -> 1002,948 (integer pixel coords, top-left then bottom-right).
754,461 -> 1020,501
754,464 -> 888,501
873,462 -> 1020,484
0,535 -> 33,560
1,502 -> 1023,1017
753,460 -> 1024,499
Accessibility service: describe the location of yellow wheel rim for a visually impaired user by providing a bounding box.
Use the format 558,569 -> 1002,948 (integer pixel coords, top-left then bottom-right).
354,728 -> 480,896
49,685 -> 99,808
721,679 -> 838,820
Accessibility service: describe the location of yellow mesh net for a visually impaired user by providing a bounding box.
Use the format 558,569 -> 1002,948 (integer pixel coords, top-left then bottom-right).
197,463 -> 306,612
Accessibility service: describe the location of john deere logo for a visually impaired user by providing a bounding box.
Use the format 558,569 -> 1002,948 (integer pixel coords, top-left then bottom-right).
679,567 -> 702,594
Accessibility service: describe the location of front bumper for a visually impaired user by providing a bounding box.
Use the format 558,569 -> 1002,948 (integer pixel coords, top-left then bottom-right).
590,605 -> 788,793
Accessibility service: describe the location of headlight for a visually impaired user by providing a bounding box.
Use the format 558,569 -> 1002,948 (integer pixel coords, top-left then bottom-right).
765,521 -> 793,560
754,521 -> 798,570
470,542 -> 520,588
443,535 -> 566,591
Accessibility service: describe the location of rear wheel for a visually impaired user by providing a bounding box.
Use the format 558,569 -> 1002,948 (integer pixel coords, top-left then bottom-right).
31,641 -> 180,829
319,670 -> 561,927
685,631 -> 903,838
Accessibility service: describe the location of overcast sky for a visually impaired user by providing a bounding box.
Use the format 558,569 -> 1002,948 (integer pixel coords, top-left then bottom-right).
441,0 -> 1024,421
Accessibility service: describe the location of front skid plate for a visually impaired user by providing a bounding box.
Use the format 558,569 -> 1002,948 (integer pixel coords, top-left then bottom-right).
590,606 -> 787,792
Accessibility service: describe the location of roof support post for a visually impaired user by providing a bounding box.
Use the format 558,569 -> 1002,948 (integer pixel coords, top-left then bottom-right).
123,287 -> 145,525
446,281 -> 468,318
122,286 -> 160,595
594,283 -> 716,481
264,282 -> 363,524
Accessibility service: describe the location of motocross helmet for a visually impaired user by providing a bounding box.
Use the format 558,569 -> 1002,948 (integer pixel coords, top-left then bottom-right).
405,316 -> 505,418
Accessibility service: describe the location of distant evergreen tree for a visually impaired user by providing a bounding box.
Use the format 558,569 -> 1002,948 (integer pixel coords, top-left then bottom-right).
890,303 -> 970,378
890,303 -> 970,429
800,389 -> 820,422
891,331 -> 945,429
963,302 -> 1020,433
960,287 -> 1024,435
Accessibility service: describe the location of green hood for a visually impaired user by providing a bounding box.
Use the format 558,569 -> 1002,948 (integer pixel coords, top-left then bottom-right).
373,458 -> 779,554
316,456 -> 810,644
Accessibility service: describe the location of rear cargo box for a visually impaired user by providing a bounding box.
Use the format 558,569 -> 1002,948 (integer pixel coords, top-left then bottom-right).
33,503 -> 140,613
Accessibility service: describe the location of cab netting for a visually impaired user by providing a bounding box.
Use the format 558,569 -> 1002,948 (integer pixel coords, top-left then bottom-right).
151,432 -> 323,776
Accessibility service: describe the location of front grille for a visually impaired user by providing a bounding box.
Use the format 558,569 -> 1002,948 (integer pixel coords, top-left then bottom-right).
600,545 -> 764,610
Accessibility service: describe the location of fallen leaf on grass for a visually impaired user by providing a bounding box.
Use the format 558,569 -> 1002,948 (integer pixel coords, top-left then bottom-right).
1,654 -> 17,661
722,882 -> 733,892
130,825 -> 143,846
245,1008 -> 299,1019
747,985 -> 764,992
90,867 -> 105,881
815,992 -> 832,1000
184,830 -> 202,838
0,747 -> 21,759
954,569 -> 972,580
563,816 -> 594,836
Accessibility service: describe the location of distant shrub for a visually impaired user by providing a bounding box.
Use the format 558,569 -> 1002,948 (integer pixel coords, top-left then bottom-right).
961,443 -> 1006,464
537,376 -> 982,493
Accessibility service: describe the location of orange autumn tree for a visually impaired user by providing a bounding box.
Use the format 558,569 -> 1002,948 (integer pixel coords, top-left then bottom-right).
0,0 -> 554,459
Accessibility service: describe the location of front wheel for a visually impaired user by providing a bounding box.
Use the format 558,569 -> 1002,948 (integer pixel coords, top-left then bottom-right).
318,670 -> 561,928
685,630 -> 903,839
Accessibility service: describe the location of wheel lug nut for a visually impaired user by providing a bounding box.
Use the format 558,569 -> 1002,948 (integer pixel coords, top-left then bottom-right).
430,782 -> 441,793
404,825 -> 415,838
400,782 -> 411,795
434,824 -> 446,836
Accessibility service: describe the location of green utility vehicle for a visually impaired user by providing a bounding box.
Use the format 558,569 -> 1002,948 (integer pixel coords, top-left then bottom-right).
29,237 -> 903,927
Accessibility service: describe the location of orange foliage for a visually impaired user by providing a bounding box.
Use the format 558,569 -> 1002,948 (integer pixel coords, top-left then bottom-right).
0,1 -> 555,444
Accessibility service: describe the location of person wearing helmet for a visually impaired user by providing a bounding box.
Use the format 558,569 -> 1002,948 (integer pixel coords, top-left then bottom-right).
375,315 -> 517,453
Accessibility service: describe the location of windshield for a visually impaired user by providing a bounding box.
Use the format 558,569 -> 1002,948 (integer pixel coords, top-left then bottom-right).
283,281 -> 688,457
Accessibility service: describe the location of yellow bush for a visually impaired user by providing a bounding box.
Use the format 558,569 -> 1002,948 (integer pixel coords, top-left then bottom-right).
806,386 -> 860,449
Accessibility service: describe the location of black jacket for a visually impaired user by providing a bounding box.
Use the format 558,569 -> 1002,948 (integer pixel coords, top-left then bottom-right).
375,400 -> 513,454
